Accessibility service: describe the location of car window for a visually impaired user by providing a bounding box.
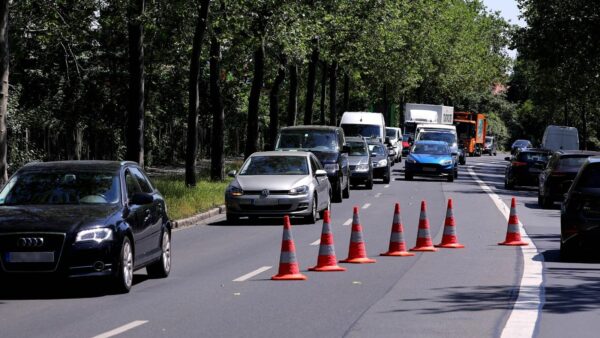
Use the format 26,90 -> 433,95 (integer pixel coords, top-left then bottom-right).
558,156 -> 589,169
368,144 -> 386,155
125,170 -> 142,199
347,141 -> 368,156
130,167 -> 154,193
412,143 -> 449,155
417,132 -> 456,145
576,164 -> 600,189
309,156 -> 318,174
276,130 -> 338,151
239,156 -> 309,175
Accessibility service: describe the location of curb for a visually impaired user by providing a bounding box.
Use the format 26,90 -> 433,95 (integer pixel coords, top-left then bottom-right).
172,205 -> 226,229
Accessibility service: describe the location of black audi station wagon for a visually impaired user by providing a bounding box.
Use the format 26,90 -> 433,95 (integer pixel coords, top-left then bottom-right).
0,161 -> 171,293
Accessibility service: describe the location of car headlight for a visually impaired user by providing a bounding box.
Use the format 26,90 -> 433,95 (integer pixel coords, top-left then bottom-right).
229,186 -> 244,197
377,159 -> 388,167
75,228 -> 113,243
441,159 -> 453,166
406,157 -> 416,164
355,164 -> 370,172
324,163 -> 339,172
289,185 -> 309,195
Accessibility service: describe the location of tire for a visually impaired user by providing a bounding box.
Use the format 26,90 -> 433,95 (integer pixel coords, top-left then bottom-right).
306,195 -> 318,224
504,176 -> 514,190
560,239 -> 578,262
489,152 -> 493,156
454,170 -> 458,179
405,173 -> 413,181
459,157 -> 466,165
332,179 -> 343,203
447,174 -> 454,182
342,178 -> 350,198
539,192 -> 552,209
366,177 -> 373,189
147,230 -> 171,278
494,152 -> 497,156
319,197 -> 331,219
383,166 -> 391,184
113,237 -> 133,294
226,213 -> 239,224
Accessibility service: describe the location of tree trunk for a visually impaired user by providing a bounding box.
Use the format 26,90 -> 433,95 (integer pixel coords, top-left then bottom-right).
0,0 -> 8,184
185,0 -> 210,187
244,42 -> 265,158
329,61 -> 338,126
343,72 -> 349,113
383,83 -> 389,126
126,0 -> 145,167
304,45 -> 319,125
286,63 -> 298,126
320,61 -> 327,125
268,57 -> 286,150
210,35 -> 224,181
73,126 -> 83,160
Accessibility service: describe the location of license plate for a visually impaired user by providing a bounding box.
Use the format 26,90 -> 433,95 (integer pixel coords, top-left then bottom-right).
253,198 -> 278,206
5,252 -> 55,263
423,167 -> 436,172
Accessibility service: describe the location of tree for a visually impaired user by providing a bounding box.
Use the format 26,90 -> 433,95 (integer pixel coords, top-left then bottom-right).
0,0 -> 8,184
210,34 -> 224,180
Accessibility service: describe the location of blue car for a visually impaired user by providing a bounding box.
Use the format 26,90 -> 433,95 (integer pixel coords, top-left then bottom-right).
404,140 -> 457,182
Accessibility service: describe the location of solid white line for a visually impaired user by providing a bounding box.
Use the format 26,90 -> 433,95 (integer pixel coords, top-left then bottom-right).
310,239 -> 321,246
362,203 -> 371,209
343,218 -> 352,226
92,320 -> 148,338
375,193 -> 382,198
232,266 -> 272,282
384,184 -> 390,188
467,167 -> 544,338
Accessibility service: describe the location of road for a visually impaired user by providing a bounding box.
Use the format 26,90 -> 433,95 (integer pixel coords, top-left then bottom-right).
0,154 -> 597,338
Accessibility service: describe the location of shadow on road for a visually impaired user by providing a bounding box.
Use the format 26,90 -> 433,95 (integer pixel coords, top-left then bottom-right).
207,216 -> 312,227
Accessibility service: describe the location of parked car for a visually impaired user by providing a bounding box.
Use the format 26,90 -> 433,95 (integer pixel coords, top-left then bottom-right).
504,148 -> 552,189
0,161 -> 172,293
483,136 -> 497,156
225,151 -> 331,224
405,140 -> 457,182
346,137 -> 373,189
538,150 -> 600,208
367,141 -> 391,184
560,156 -> 600,260
511,139 -> 533,155
386,127 -> 403,163
275,125 -> 350,202
542,125 -> 579,151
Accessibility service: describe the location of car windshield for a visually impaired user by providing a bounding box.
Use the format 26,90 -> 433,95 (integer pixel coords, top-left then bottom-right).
412,143 -> 449,155
485,136 -> 493,144
347,142 -> 368,156
386,129 -> 397,138
368,144 -> 386,156
402,134 -> 411,141
517,152 -> 549,163
418,132 -> 456,145
513,140 -> 530,147
239,156 -> 308,175
341,124 -> 381,140
276,130 -> 337,151
0,171 -> 120,205
559,156 -> 589,169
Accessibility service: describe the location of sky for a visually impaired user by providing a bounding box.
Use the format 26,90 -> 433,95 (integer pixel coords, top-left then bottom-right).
482,0 -> 526,59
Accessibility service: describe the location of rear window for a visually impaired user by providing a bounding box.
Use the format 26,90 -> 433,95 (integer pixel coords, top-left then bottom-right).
576,164 -> 600,189
276,130 -> 338,151
558,156 -> 589,169
517,152 -> 549,163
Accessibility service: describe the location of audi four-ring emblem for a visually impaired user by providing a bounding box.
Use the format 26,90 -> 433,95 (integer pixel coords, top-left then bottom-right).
17,237 -> 44,248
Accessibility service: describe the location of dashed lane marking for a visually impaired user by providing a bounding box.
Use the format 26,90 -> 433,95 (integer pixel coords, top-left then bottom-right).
375,193 -> 382,198
310,239 -> 321,246
362,203 -> 371,209
92,320 -> 148,338
384,184 -> 390,188
233,266 -> 272,282
343,218 -> 352,226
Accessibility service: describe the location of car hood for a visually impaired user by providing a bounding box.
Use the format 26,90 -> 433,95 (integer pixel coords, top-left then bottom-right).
235,175 -> 311,191
370,154 -> 387,162
349,156 -> 370,166
0,204 -> 122,233
311,151 -> 339,164
410,153 -> 452,164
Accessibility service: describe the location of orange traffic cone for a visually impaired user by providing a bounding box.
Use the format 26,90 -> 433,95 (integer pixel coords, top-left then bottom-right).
340,206 -> 376,264
435,199 -> 465,249
499,197 -> 528,246
272,216 -> 307,280
381,203 -> 415,257
410,201 -> 438,252
309,210 -> 346,272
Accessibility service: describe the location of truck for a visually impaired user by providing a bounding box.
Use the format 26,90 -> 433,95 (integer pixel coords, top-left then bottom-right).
453,111 -> 487,157
403,103 -> 454,139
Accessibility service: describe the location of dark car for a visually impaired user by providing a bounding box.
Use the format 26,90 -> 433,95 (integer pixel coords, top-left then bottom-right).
504,148 -> 552,189
560,156 -> 600,260
367,141 -> 391,183
511,139 -> 533,155
275,126 -> 350,202
0,161 -> 171,293
538,150 -> 600,208
346,137 -> 373,189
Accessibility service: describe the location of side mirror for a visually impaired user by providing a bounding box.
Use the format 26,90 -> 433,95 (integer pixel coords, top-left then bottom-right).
227,170 -> 237,177
504,157 -> 511,161
315,169 -> 328,177
129,192 -> 153,205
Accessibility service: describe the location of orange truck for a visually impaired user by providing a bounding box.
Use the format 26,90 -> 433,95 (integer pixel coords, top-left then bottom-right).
453,112 -> 487,156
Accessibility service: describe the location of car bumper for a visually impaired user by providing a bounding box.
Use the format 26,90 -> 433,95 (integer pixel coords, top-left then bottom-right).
405,163 -> 454,177
226,194 -> 314,216
350,170 -> 371,181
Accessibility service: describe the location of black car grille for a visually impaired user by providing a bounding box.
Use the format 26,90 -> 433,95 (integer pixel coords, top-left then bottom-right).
239,204 -> 293,211
244,190 -> 289,195
349,165 -> 356,171
0,232 -> 66,272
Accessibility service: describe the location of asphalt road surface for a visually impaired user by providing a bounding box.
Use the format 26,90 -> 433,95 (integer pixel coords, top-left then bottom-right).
0,154 -> 596,338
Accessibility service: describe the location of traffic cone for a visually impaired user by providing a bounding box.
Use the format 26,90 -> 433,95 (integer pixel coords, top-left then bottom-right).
340,206 -> 376,264
410,201 -> 438,252
435,199 -> 465,249
309,210 -> 346,272
381,203 -> 415,257
499,197 -> 528,246
272,216 -> 307,280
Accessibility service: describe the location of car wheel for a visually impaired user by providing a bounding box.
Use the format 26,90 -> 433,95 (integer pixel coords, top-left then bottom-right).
494,152 -> 497,156
383,167 -> 391,184
447,174 -> 454,182
366,177 -> 373,189
342,178 -> 350,198
319,197 -> 331,219
405,173 -> 413,181
147,230 -> 171,278
226,213 -> 239,224
504,176 -> 514,190
541,194 -> 552,209
306,195 -> 318,224
460,157 -> 466,165
454,170 -> 458,179
560,239 -> 578,262
332,180 -> 343,203
113,237 -> 133,294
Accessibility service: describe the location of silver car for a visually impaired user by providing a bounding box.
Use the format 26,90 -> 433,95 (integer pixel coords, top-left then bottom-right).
225,151 -> 331,224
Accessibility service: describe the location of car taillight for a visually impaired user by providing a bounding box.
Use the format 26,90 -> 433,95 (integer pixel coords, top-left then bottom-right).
512,161 -> 527,167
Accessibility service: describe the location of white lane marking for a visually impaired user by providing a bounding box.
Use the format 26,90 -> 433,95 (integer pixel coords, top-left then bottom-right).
343,218 -> 352,226
232,266 -> 272,282
92,320 -> 148,338
374,193 -> 382,198
362,203 -> 371,209
467,167 -> 544,338
310,239 -> 321,246
384,184 -> 390,188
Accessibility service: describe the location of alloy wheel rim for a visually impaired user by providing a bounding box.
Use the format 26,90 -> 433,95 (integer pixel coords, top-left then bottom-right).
162,232 -> 171,273
123,242 -> 133,288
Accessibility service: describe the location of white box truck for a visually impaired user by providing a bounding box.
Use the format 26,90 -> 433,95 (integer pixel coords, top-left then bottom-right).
404,103 -> 454,138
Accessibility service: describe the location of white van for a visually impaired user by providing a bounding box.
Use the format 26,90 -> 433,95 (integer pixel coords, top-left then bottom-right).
340,112 -> 386,143
415,124 -> 459,156
542,125 -> 579,151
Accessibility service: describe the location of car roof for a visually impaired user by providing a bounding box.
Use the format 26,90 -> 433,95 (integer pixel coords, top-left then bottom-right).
20,160 -> 133,172
345,136 -> 366,143
513,139 -> 531,143
414,140 -> 447,146
585,156 -> 600,164
518,148 -> 551,153
280,125 -> 341,132
555,150 -> 600,156
253,151 -> 312,157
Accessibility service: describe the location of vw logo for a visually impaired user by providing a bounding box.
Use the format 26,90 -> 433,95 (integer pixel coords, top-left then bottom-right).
17,237 -> 44,248
261,189 -> 270,197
